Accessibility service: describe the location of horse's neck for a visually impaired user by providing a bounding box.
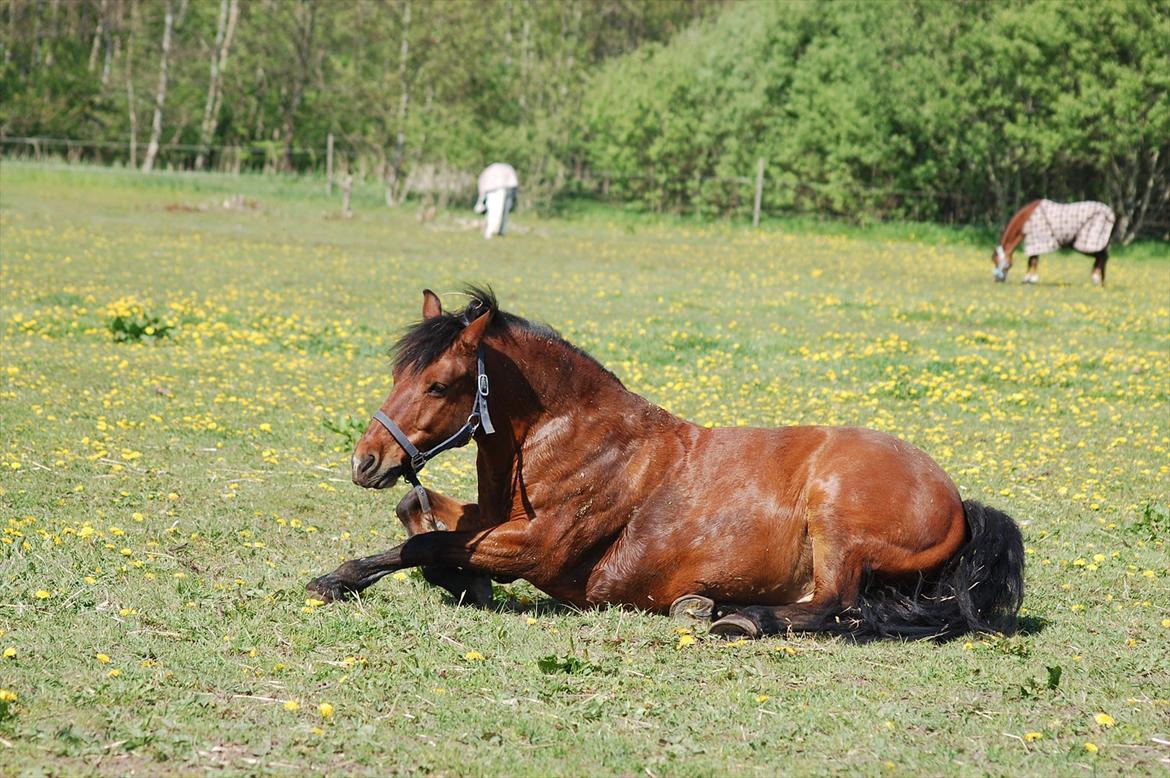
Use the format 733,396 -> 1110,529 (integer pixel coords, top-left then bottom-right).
477,333 -> 660,518
1001,201 -> 1041,252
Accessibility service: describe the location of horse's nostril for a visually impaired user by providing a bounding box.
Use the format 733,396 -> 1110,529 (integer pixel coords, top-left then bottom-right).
361,454 -> 378,474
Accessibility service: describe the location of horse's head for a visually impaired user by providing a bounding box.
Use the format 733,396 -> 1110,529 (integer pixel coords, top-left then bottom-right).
351,289 -> 493,489
991,245 -> 1012,282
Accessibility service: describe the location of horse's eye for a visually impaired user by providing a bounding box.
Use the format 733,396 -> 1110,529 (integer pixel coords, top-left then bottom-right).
427,382 -> 448,397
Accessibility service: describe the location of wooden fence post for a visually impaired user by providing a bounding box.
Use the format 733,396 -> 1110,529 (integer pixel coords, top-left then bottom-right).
326,133 -> 334,196
340,173 -> 353,218
752,157 -> 765,228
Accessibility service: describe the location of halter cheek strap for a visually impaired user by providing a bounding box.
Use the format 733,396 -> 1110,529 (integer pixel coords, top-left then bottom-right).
368,346 -> 495,529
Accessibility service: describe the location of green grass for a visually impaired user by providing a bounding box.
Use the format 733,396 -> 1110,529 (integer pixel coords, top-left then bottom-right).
1,162 -> 1167,775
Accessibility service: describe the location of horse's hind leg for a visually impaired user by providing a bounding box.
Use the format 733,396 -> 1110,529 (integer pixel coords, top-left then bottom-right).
708,542 -> 863,638
1091,250 -> 1108,285
708,602 -> 844,639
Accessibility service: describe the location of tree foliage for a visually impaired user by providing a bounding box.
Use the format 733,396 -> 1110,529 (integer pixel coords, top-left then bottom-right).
580,0 -> 1168,240
0,0 -> 1165,238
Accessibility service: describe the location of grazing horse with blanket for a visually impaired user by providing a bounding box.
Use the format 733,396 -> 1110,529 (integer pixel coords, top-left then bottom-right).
992,200 -> 1115,285
308,288 -> 1025,640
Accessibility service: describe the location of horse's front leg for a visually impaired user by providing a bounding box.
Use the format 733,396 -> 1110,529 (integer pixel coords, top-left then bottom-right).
395,488 -> 495,607
307,521 -> 540,604
1024,255 -> 1040,284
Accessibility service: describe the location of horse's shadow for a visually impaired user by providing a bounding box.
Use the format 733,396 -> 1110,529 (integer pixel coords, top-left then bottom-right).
1016,615 -> 1049,637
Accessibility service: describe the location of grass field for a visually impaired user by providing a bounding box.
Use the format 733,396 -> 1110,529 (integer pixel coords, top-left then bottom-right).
1,162 -> 1168,775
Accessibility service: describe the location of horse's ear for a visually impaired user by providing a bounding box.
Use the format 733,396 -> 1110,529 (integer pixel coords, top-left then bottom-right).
422,289 -> 442,320
456,311 -> 491,354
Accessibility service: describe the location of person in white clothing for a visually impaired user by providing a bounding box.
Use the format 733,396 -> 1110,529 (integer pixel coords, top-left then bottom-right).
474,163 -> 519,239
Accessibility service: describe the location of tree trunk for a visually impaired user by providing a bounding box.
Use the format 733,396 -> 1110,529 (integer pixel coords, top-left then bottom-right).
88,0 -> 108,72
125,0 -> 139,169
195,0 -> 240,170
1109,145 -> 1169,246
280,0 -> 315,172
141,0 -> 176,172
519,0 -> 531,114
386,0 -> 411,207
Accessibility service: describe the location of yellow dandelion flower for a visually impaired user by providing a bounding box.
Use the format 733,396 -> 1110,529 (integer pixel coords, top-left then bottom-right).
1023,731 -> 1042,742
318,702 -> 334,718
96,653 -> 111,664
1083,742 -> 1098,754
305,598 -> 326,608
2,648 -> 15,659
676,634 -> 695,649
107,669 -> 121,677
463,650 -> 485,661
526,617 -> 537,625
755,694 -> 770,703
391,571 -> 408,581
1094,713 -> 1115,727
283,700 -> 300,712
0,689 -> 16,703
34,590 -> 50,599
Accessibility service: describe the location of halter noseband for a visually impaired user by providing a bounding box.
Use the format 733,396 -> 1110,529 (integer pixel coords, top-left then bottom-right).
369,347 -> 495,529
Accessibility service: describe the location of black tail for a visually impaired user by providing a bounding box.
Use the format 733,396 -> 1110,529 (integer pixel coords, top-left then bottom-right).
848,500 -> 1026,640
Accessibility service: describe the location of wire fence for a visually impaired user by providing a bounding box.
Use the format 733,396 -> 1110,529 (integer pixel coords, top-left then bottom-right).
3,134 -> 1166,236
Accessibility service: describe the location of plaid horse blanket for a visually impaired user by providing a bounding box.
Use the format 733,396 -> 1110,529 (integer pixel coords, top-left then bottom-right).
1022,200 -> 1115,256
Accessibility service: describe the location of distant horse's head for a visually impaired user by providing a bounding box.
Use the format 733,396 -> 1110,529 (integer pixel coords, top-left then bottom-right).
991,244 -> 1012,282
351,289 -> 494,489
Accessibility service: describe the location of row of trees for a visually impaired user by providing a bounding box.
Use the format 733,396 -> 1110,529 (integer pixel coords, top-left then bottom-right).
1,1 -> 1166,240
580,1 -> 1169,241
0,0 -> 714,195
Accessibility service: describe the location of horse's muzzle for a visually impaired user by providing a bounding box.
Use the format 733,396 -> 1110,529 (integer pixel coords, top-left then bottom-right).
352,452 -> 404,490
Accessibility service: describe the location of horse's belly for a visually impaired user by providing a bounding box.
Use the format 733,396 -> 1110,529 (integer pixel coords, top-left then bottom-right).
586,499 -> 816,612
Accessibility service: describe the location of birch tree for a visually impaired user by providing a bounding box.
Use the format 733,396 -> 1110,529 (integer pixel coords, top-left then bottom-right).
141,0 -> 187,172
194,0 -> 240,170
385,0 -> 411,207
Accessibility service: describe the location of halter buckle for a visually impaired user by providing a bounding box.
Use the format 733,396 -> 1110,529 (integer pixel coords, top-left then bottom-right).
409,451 -> 427,473
478,373 -> 490,397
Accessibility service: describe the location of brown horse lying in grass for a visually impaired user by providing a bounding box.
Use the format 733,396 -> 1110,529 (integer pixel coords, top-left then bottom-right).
308,287 -> 1024,639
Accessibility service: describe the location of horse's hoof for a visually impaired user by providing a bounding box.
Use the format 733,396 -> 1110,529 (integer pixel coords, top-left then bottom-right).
306,576 -> 344,604
670,594 -> 715,622
709,613 -> 760,640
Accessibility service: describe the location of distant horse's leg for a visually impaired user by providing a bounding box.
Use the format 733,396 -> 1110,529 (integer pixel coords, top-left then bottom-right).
1091,250 -> 1108,285
306,489 -> 492,605
395,488 -> 494,607
1023,255 -> 1040,284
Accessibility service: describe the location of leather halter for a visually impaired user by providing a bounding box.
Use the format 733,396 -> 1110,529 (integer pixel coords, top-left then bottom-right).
369,347 -> 495,529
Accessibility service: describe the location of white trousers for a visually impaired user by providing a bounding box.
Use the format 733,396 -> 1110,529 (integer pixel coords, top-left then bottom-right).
482,188 -> 513,238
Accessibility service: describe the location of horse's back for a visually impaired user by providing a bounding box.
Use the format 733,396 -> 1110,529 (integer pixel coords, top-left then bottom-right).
602,423 -> 967,610
703,423 -> 965,563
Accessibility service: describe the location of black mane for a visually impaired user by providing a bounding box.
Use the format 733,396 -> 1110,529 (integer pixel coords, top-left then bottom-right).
392,285 -> 570,374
